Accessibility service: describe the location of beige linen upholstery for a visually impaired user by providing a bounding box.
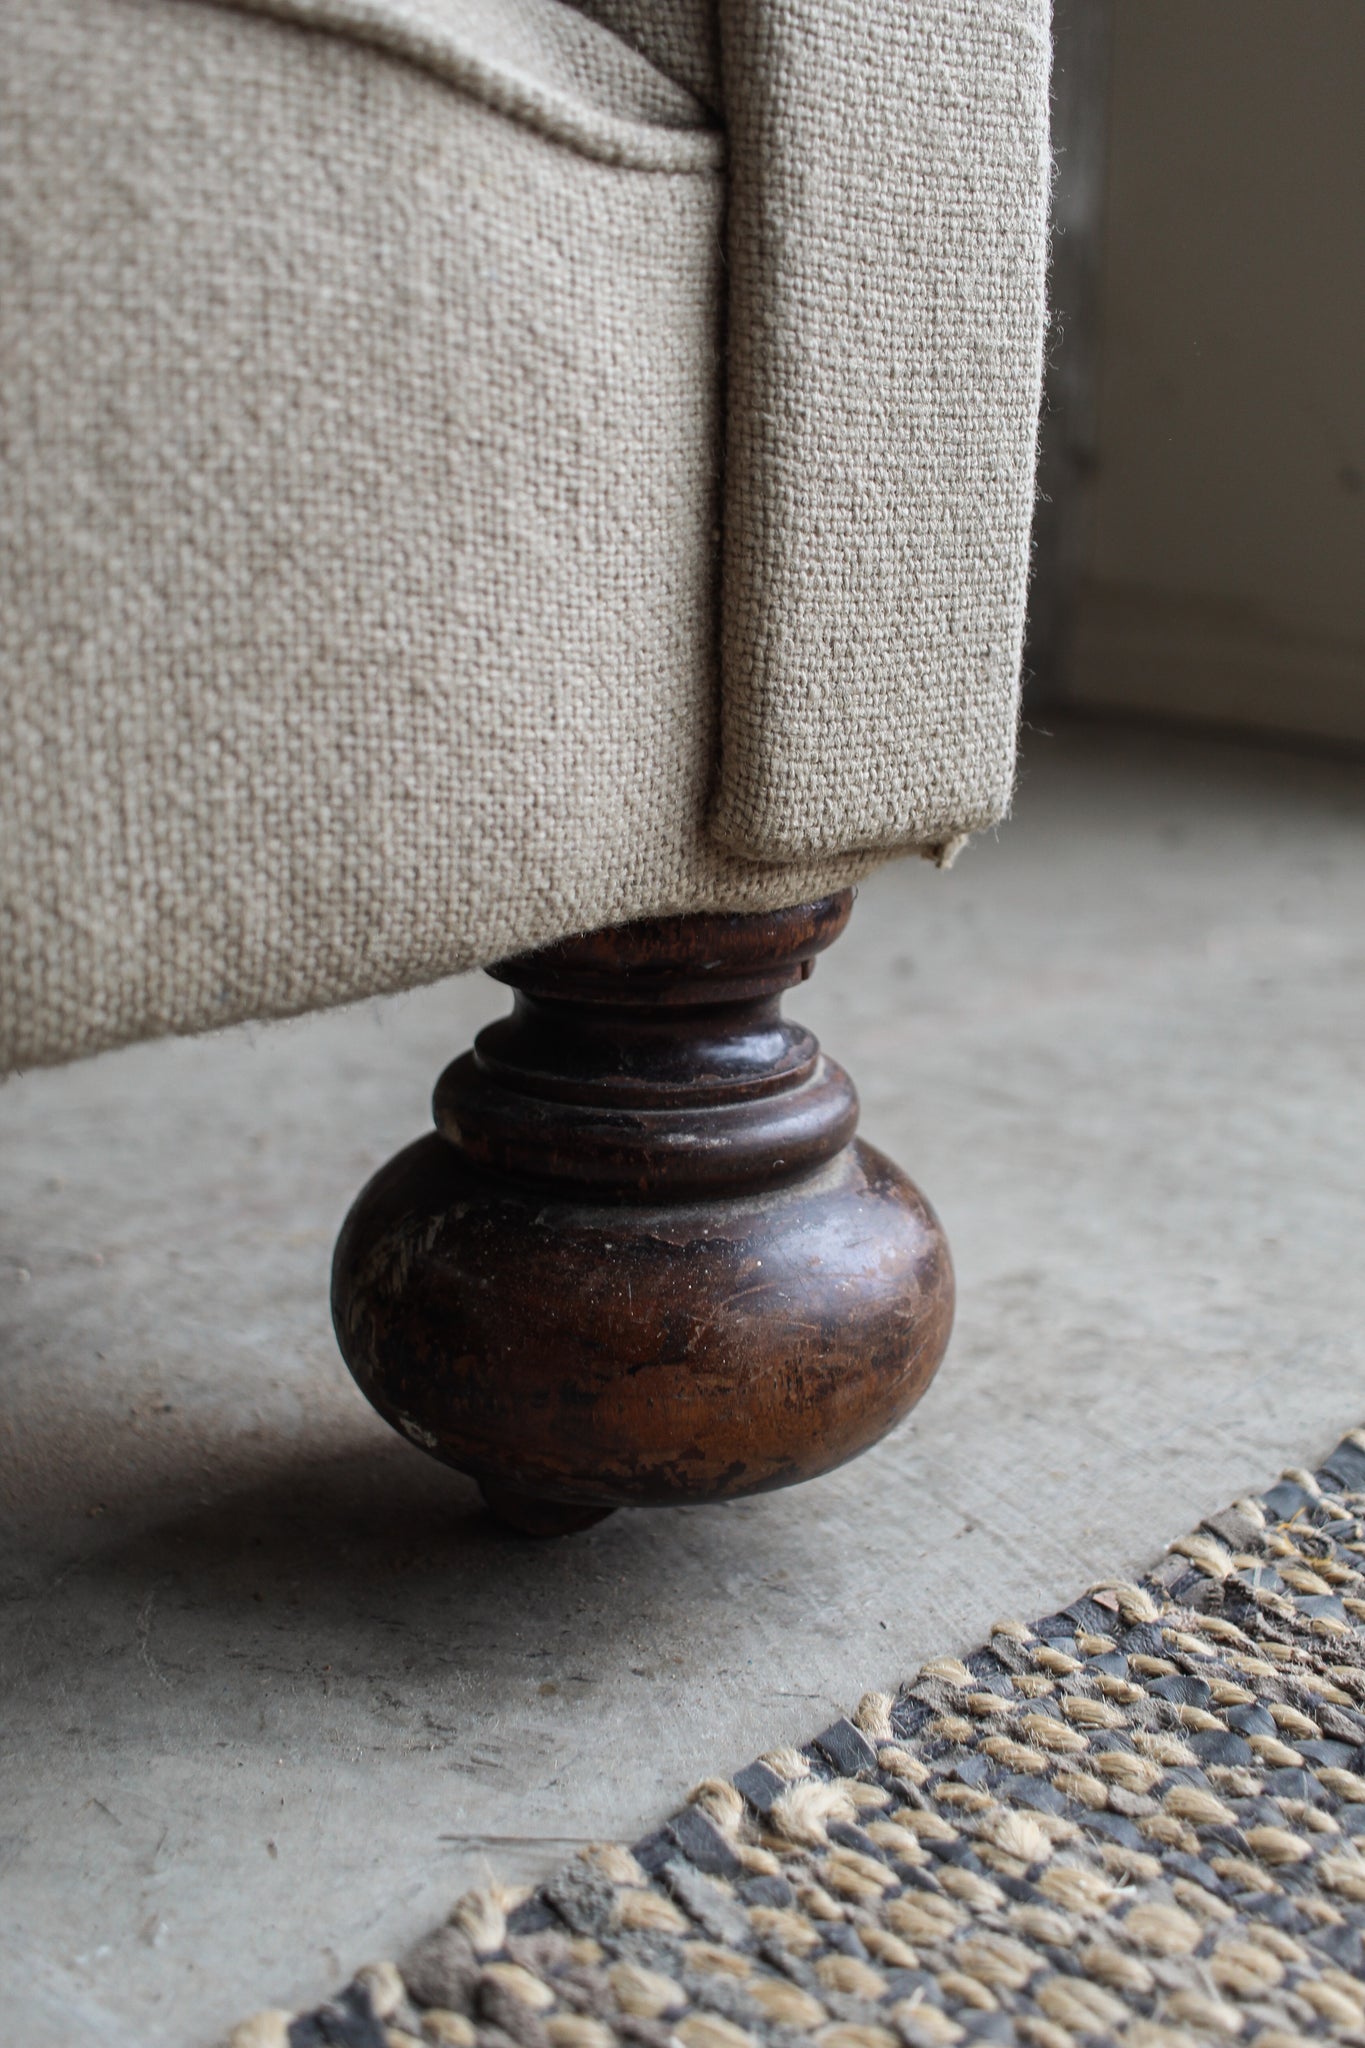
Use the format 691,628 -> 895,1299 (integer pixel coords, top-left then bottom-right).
0,0 -> 1050,1071
571,0 -> 1053,855
713,1 -> 1052,857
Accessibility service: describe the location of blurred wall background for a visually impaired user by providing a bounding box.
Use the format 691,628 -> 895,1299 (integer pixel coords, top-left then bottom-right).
1032,0 -> 1365,747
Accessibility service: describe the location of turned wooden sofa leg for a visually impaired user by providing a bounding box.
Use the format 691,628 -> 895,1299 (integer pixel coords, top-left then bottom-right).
331,891 -> 954,1535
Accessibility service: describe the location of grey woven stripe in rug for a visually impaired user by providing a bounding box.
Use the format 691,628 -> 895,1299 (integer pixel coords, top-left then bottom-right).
234,1432 -> 1365,2048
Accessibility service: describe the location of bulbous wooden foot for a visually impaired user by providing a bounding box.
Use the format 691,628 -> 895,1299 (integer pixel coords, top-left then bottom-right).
332,891 -> 953,1526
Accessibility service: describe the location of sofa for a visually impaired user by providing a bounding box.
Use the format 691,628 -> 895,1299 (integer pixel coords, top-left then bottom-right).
2,0 -> 1050,1072
1,0 -> 1051,1523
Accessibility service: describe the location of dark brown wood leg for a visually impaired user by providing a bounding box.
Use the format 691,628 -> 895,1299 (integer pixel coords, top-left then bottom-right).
331,891 -> 953,1533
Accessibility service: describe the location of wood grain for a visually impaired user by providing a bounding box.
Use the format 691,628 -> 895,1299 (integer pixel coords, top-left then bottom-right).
332,894 -> 953,1533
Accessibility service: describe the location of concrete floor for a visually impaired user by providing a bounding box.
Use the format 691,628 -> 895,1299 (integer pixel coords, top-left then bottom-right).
3,718 -> 1364,2048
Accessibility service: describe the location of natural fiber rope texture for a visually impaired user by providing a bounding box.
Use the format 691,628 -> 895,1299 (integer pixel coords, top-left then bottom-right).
231,1430 -> 1365,2048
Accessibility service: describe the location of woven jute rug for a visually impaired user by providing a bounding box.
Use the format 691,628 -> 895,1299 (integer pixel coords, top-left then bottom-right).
231,1433 -> 1365,2048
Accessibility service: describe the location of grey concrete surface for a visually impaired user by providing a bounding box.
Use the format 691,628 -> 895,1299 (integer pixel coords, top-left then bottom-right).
3,719 -> 1364,2048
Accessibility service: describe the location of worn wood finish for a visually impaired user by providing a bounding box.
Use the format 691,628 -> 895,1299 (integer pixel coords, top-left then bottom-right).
332,892 -> 953,1533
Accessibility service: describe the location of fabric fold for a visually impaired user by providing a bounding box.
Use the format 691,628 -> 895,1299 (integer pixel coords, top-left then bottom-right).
222,0 -> 724,169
